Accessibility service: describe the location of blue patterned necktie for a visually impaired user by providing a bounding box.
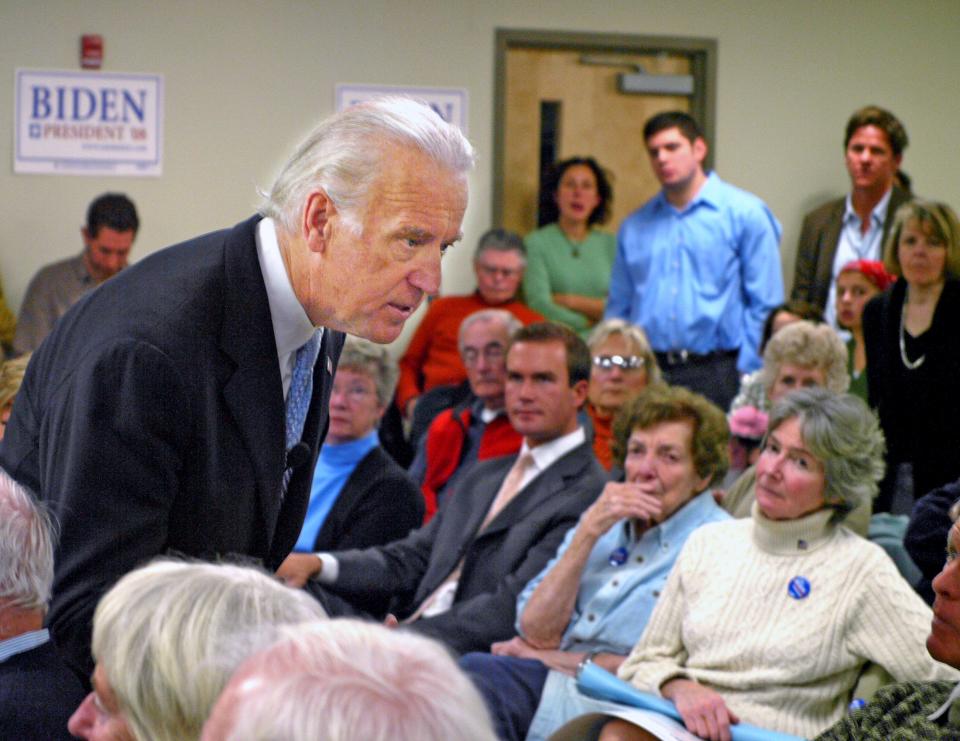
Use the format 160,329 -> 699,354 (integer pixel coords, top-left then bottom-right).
282,330 -> 322,497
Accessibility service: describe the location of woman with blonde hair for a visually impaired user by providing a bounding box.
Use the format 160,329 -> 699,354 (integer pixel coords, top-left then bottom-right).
584,319 -> 661,469
864,200 -> 960,513
68,560 -> 326,741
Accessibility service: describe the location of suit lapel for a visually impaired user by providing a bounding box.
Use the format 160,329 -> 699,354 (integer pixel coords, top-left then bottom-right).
817,200 -> 845,291
479,444 -> 590,538
218,216 -> 287,548
454,455 -> 517,544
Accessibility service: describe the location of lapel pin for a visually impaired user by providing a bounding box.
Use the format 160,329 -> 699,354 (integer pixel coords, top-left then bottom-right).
787,575 -> 811,600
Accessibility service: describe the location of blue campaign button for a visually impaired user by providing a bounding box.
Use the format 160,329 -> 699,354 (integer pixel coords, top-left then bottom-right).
788,576 -> 811,600
608,547 -> 628,567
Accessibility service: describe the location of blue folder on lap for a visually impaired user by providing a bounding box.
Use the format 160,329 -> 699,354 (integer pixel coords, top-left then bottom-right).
577,663 -> 805,741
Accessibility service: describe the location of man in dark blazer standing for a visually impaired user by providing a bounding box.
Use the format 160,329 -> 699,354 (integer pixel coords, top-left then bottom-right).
279,322 -> 607,655
0,97 -> 474,681
791,105 -> 910,323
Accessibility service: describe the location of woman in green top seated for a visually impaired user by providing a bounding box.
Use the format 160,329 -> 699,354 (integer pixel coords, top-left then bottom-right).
523,157 -> 616,336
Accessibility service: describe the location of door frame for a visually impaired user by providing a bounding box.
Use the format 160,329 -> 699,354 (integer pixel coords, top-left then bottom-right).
493,28 -> 717,226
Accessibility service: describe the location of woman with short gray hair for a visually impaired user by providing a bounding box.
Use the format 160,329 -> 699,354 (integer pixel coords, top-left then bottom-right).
560,388 -> 955,741
275,336 -> 423,589
723,322 -> 856,526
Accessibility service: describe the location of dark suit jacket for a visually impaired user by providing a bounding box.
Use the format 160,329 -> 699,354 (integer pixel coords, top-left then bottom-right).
328,441 -> 606,654
0,638 -> 87,740
791,186 -> 910,310
310,445 -> 424,552
862,278 -> 960,511
0,215 -> 344,679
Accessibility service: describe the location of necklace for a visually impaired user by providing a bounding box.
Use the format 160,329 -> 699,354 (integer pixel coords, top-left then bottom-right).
899,302 -> 926,370
557,225 -> 585,258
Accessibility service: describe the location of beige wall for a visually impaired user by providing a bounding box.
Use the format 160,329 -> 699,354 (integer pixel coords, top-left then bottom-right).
1,0 -> 957,354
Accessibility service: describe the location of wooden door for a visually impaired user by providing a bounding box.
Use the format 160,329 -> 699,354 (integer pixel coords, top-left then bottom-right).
495,31 -> 715,237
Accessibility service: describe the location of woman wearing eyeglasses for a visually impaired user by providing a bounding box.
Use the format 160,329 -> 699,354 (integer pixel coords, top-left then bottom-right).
585,320 -> 662,469
276,338 -> 424,593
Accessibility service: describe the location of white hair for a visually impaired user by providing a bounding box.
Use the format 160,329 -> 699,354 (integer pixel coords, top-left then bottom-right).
260,96 -> 475,233
761,320 -> 849,397
586,318 -> 663,385
218,620 -> 496,741
458,308 -> 522,353
0,467 -> 54,611
337,335 -> 399,406
92,559 -> 327,741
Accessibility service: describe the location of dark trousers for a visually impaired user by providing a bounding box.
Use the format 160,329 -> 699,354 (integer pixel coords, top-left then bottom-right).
656,350 -> 740,411
459,652 -> 549,741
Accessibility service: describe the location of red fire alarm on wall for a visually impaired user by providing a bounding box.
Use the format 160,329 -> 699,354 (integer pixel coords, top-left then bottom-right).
81,34 -> 103,69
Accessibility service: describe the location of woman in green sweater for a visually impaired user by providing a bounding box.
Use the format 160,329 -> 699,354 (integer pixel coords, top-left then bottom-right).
523,157 -> 616,336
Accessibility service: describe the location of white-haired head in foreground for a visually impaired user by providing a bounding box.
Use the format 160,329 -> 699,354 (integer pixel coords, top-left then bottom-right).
202,619 -> 497,741
260,96 -> 475,234
0,466 -> 55,612
69,559 -> 326,741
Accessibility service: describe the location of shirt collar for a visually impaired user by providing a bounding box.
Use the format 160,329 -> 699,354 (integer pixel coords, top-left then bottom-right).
479,406 -> 504,424
624,489 -> 718,543
74,252 -> 95,285
0,628 -> 50,664
843,186 -> 893,228
654,171 -> 720,214
255,218 -> 316,362
519,426 -> 586,474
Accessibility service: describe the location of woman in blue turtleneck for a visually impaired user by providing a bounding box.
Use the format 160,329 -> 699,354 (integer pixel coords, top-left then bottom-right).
287,338 -> 424,562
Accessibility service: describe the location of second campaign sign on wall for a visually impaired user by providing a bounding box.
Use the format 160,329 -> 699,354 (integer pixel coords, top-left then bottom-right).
14,69 -> 164,176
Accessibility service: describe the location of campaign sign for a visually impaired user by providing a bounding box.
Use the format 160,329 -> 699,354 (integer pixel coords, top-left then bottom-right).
14,69 -> 164,176
335,83 -> 468,133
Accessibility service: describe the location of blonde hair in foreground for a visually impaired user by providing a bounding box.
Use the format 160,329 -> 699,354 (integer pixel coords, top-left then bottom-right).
91,559 -> 327,741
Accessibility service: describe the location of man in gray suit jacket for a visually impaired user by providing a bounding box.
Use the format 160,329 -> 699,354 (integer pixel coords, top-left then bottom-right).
278,322 -> 607,655
791,106 -> 910,324
0,98 -> 474,681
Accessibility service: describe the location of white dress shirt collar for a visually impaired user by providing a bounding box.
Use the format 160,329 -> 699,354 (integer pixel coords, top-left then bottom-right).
516,426 -> 587,490
255,218 -> 319,398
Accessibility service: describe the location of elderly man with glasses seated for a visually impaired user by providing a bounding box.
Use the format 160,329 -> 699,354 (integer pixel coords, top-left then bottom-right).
408,309 -> 524,522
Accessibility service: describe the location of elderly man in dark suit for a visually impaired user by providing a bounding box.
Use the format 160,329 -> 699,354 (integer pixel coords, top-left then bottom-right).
791,106 -> 910,325
279,322 -> 606,655
0,469 -> 85,740
0,97 -> 473,681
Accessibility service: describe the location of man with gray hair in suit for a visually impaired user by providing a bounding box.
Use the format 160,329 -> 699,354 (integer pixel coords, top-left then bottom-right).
0,97 -> 474,682
0,468 -> 85,740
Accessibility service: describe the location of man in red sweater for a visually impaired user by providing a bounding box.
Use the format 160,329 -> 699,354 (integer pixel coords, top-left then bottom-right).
408,309 -> 523,521
396,229 -> 542,420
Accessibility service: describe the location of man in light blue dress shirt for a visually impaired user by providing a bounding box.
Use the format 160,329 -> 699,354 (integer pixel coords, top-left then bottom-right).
605,111 -> 783,410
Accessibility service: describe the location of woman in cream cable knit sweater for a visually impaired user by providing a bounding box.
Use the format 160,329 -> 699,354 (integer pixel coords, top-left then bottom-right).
564,388 -> 958,741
